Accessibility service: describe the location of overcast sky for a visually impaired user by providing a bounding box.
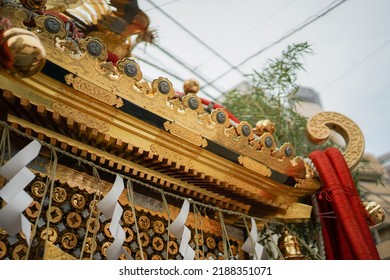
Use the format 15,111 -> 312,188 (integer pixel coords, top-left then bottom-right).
133,0 -> 390,158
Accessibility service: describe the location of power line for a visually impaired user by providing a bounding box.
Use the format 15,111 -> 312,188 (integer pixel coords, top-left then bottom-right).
153,43 -> 226,97
201,0 -> 348,90
193,0 -> 298,70
135,56 -> 218,100
320,38 -> 390,92
146,0 -> 246,77
144,0 -> 181,12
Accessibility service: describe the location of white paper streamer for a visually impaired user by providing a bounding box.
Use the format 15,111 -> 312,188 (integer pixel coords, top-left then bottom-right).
0,140 -> 41,246
242,218 -> 263,260
170,200 -> 195,260
97,175 -> 126,260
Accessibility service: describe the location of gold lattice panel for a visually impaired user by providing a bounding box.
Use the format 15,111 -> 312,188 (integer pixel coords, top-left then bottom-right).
0,174 -> 242,260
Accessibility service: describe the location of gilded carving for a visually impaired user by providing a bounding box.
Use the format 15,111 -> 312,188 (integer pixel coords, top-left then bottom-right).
61,232 -> 78,250
307,111 -> 365,170
40,227 -> 58,243
71,193 -> 86,209
66,212 -> 82,228
0,241 -> 6,258
31,181 -> 45,197
238,156 -> 272,177
53,187 -> 67,203
51,102 -> 110,133
46,206 -> 62,223
123,210 -> 135,225
65,74 -> 123,108
150,143 -> 195,168
25,200 -> 40,218
153,220 -> 165,234
138,216 -> 151,230
163,121 -> 207,147
0,4 -> 31,28
124,227 -> 134,242
45,241 -> 75,260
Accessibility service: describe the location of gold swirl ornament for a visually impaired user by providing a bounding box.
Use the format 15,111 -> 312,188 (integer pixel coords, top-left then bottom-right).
307,111 -> 365,170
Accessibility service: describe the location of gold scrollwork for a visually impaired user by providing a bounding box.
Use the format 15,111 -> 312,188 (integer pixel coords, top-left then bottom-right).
0,241 -> 6,258
138,216 -> 151,230
0,4 -> 31,28
238,156 -> 272,177
31,181 -> 46,198
307,111 -> 365,170
71,193 -> 86,209
61,232 -> 78,250
206,236 -> 216,249
64,74 -> 124,108
12,244 -> 27,260
163,121 -> 208,147
122,210 -> 135,225
150,143 -> 195,168
53,187 -> 67,203
51,102 -> 110,133
40,227 -> 58,243
153,220 -> 165,234
84,237 -> 97,254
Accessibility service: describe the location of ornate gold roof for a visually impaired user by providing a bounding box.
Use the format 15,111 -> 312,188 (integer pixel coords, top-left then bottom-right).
0,2 -> 365,223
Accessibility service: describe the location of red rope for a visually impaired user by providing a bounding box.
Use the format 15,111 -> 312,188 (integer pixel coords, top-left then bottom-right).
325,148 -> 380,259
310,148 -> 379,259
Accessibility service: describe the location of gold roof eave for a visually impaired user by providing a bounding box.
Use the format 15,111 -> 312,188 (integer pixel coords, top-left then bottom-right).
0,4 -> 325,222
21,11 -> 311,178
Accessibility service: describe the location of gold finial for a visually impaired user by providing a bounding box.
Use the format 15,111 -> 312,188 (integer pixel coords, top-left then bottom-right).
183,79 -> 200,94
254,119 -> 275,136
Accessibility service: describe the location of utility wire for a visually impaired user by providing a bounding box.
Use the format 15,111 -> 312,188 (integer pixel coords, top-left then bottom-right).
135,55 -> 218,100
201,0 -> 348,90
153,43 -> 226,97
146,0 -> 246,77
144,0 -> 181,12
193,0 -> 298,70
320,38 -> 390,92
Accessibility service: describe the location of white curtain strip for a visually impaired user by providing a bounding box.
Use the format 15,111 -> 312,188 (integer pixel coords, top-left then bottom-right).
97,175 -> 126,260
170,199 -> 195,260
242,218 -> 264,260
0,140 -> 41,246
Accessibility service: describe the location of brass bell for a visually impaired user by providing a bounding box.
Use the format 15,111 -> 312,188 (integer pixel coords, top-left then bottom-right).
362,200 -> 386,227
277,229 -> 310,260
0,27 -> 46,77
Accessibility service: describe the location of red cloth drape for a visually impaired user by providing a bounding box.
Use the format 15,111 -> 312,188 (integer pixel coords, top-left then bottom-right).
310,147 -> 380,259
